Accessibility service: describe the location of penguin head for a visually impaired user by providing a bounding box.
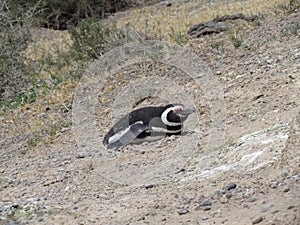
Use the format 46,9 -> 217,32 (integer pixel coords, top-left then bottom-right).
171,104 -> 196,119
162,104 -> 196,125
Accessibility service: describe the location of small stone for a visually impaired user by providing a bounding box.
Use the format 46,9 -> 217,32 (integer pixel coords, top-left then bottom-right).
223,183 -> 237,191
61,127 -> 69,133
219,196 -> 228,204
12,203 -> 19,208
202,199 -> 212,207
252,216 -> 263,224
73,206 -> 79,210
225,193 -> 232,199
145,184 -> 155,189
270,182 -> 278,188
23,205 -> 31,211
177,208 -> 189,215
42,113 -> 48,119
283,185 -> 290,192
201,216 -> 208,220
76,152 -> 85,159
203,206 -> 211,211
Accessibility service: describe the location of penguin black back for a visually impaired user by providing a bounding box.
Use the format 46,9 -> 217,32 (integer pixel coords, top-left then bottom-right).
103,104 -> 195,149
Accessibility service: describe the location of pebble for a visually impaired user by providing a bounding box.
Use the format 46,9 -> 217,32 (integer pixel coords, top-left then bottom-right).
219,196 -> 228,204
177,208 -> 189,215
42,113 -> 48,119
203,206 -> 211,211
61,127 -> 69,133
201,216 -> 208,220
252,216 -> 263,224
12,202 -> 19,208
76,152 -> 85,159
223,183 -> 237,192
270,182 -> 278,188
283,185 -> 290,192
225,193 -> 232,199
145,184 -> 155,189
202,199 -> 212,207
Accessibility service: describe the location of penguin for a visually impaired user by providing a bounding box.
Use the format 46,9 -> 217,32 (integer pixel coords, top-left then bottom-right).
103,103 -> 196,149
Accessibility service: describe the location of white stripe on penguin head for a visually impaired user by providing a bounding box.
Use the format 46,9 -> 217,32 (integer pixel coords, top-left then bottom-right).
161,106 -> 182,126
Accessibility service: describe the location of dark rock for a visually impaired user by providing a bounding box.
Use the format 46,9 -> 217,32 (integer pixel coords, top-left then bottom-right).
203,206 -> 211,211
145,184 -> 155,189
225,193 -> 232,199
223,183 -> 237,191
202,199 -> 212,207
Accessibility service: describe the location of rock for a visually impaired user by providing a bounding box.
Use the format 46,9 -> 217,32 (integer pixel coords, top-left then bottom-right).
145,184 -> 155,189
270,182 -> 278,188
225,193 -> 232,199
283,185 -> 290,192
252,216 -> 263,224
219,196 -> 228,204
76,152 -> 85,159
12,202 -> 19,208
201,216 -> 208,220
203,206 -> 211,211
202,199 -> 212,207
61,127 -> 69,133
177,208 -> 189,215
223,183 -> 237,192
42,113 -> 49,119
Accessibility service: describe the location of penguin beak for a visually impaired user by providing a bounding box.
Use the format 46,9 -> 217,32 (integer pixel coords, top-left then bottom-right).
178,105 -> 196,117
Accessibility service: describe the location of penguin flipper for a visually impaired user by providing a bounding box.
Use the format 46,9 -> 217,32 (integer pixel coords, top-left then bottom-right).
107,123 -> 148,149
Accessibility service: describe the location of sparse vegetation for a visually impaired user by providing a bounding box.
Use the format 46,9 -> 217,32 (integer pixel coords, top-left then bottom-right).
69,19 -> 141,59
228,29 -> 243,48
0,0 -> 35,106
168,26 -> 186,44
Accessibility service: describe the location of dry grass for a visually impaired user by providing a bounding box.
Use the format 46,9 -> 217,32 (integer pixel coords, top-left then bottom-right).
116,0 -> 288,42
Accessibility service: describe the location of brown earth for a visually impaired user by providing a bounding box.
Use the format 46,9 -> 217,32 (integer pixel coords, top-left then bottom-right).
0,0 -> 299,224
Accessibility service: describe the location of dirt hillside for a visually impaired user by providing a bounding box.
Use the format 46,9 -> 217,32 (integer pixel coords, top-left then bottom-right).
0,0 -> 299,224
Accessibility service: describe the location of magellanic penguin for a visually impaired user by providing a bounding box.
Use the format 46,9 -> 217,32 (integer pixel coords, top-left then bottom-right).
103,104 -> 196,149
